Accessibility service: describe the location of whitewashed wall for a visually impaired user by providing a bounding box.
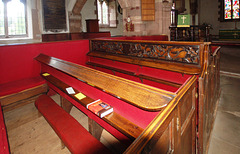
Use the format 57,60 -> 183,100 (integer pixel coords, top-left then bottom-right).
81,0 -> 123,36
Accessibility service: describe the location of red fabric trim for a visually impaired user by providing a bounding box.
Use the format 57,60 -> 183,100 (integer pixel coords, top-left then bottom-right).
0,76 -> 45,97
0,105 -> 10,154
35,95 -> 111,154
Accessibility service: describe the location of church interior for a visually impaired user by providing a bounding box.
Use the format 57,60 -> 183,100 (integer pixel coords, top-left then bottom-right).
0,0 -> 240,153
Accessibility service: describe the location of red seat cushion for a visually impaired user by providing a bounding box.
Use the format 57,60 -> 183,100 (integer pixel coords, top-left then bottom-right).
35,95 -> 111,154
0,105 -> 10,154
0,76 -> 46,97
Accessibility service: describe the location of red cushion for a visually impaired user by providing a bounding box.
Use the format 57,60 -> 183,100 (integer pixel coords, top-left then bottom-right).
35,95 -> 111,154
0,76 -> 46,97
0,105 -> 10,154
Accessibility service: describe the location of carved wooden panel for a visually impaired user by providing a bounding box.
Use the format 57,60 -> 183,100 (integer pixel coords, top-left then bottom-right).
91,40 -> 200,65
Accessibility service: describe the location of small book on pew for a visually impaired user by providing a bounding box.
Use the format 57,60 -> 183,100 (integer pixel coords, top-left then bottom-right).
86,99 -> 113,118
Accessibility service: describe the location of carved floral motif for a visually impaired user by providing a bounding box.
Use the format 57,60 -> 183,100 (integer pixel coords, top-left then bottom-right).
92,40 -> 200,64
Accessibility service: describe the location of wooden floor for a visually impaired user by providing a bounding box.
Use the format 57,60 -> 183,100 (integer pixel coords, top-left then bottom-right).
3,95 -> 127,154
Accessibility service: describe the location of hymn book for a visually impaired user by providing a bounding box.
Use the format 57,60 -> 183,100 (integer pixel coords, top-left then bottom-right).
86,99 -> 113,118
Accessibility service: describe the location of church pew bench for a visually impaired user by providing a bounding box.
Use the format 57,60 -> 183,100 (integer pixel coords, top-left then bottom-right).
87,39 -> 221,154
35,53 -> 198,153
0,104 -> 10,154
35,94 -> 112,154
0,76 -> 48,111
0,40 -> 90,111
39,72 -> 144,142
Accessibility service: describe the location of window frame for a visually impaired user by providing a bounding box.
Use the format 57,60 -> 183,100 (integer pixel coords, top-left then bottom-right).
221,0 -> 240,22
96,0 -> 117,28
0,0 -> 28,38
97,0 -> 110,27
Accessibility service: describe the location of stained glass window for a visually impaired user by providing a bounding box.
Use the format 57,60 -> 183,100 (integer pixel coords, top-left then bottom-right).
224,0 -> 240,20
233,0 -> 239,19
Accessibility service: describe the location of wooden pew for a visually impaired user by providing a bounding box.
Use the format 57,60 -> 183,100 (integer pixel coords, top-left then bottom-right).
0,77 -> 48,111
87,39 -> 221,154
35,94 -> 112,154
40,73 -> 143,141
35,53 -> 198,153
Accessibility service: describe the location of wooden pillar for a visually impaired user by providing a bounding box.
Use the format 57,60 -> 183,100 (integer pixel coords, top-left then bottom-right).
60,96 -> 73,114
88,118 -> 103,141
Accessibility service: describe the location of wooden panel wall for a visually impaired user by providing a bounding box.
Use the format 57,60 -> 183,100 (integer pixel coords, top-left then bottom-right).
141,0 -> 155,21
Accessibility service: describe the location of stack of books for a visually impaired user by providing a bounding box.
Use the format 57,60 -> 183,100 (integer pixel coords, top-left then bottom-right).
86,99 -> 113,118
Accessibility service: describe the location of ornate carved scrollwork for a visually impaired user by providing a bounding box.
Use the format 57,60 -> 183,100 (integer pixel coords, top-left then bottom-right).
92,40 -> 200,64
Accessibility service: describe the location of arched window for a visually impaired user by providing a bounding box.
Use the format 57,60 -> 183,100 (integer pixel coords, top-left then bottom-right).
222,0 -> 240,21
0,0 -> 27,38
97,0 -> 109,26
97,0 -> 117,27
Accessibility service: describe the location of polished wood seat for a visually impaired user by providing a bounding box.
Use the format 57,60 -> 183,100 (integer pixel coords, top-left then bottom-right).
35,94 -> 112,154
0,77 -> 48,111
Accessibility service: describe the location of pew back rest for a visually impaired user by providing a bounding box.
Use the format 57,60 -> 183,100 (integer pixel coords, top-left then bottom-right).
103,35 -> 168,41
88,39 -> 211,75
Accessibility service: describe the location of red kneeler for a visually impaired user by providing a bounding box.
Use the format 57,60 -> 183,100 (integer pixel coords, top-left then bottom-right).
35,95 -> 112,154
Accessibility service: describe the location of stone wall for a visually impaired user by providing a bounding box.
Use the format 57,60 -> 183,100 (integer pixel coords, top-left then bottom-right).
118,0 -> 171,37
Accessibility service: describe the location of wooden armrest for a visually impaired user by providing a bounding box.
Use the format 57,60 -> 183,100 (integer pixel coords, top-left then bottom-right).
41,73 -> 143,140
